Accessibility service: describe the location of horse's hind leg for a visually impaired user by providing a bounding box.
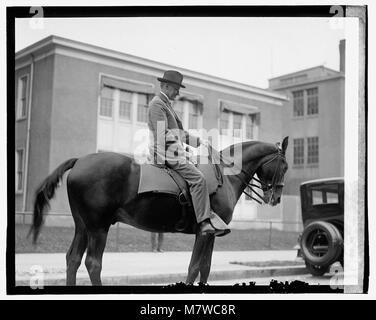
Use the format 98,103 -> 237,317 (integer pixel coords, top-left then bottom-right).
66,223 -> 87,286
85,228 -> 109,286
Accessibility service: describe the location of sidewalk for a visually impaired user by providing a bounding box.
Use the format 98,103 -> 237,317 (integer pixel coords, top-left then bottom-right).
16,250 -> 306,286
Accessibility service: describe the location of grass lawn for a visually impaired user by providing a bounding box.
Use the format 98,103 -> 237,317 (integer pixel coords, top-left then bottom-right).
15,224 -> 300,254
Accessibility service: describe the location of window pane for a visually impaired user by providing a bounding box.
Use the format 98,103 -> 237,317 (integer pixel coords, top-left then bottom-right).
21,77 -> 27,98
100,87 -> 114,117
173,100 -> 184,121
189,114 -> 198,129
246,115 -> 255,140
307,87 -> 318,115
293,138 -> 304,165
220,110 -> 230,135
307,136 -> 319,164
137,93 -> 149,122
312,190 -> 323,205
188,102 -> 201,129
119,101 -> 131,120
16,150 -> 23,190
293,90 -> 304,117
119,90 -> 132,120
311,185 -> 338,205
233,113 -> 242,138
18,76 -> 28,118
17,150 -> 23,169
21,98 -> 27,118
327,192 -> 339,204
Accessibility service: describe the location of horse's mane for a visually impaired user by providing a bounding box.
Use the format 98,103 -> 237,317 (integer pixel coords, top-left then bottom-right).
219,140 -> 277,159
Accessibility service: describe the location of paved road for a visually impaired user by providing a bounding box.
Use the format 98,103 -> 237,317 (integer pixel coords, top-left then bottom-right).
16,250 -> 303,286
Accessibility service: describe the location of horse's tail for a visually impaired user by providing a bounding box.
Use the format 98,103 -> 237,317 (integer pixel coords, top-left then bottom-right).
29,158 -> 78,244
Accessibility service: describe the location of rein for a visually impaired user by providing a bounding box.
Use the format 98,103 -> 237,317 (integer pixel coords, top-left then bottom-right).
210,145 -> 285,204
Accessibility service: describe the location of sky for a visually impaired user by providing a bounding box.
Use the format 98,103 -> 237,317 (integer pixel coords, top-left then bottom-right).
15,17 -> 345,88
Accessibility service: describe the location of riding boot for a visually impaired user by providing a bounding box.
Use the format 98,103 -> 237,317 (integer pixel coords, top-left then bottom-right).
199,219 -> 216,235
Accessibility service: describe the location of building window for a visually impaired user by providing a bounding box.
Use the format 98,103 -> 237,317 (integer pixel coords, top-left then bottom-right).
137,93 -> 149,123
232,113 -> 243,138
16,149 -> 24,192
173,100 -> 184,122
246,114 -> 256,140
188,102 -> 200,129
100,87 -> 114,118
307,87 -> 318,115
172,99 -> 203,130
292,90 -> 304,117
293,138 -> 304,165
220,108 -> 259,140
307,136 -> 319,164
119,90 -> 132,121
17,75 -> 28,119
220,110 -> 230,135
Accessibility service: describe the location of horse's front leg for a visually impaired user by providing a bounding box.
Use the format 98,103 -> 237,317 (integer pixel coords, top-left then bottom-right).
186,233 -> 215,284
186,233 -> 206,284
199,234 -> 215,284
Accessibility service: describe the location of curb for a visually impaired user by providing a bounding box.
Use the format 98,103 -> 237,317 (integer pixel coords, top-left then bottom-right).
16,265 -> 307,286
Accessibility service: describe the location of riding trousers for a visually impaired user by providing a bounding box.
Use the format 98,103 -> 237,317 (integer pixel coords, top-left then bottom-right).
167,160 -> 211,224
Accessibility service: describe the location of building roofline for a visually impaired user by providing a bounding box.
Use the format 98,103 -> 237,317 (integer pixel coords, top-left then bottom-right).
270,73 -> 345,90
268,65 -> 341,81
16,35 -> 288,101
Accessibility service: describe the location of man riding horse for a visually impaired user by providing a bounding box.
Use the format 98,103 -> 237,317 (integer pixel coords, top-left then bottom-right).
148,70 -> 221,235
30,68 -> 289,286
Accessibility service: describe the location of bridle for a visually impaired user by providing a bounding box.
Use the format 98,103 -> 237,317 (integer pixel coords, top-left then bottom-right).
215,145 -> 286,204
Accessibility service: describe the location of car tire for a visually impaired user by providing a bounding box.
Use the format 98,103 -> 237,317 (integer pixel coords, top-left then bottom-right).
300,221 -> 343,267
305,261 -> 329,276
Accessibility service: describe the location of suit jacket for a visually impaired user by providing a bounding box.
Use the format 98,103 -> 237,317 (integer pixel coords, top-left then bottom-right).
148,92 -> 200,165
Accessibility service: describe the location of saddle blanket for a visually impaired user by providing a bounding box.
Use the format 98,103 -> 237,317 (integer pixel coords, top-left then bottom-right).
138,162 -> 220,201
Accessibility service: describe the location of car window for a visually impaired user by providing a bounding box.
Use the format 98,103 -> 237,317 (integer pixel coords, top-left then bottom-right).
326,192 -> 339,204
310,184 -> 339,205
312,190 -> 324,205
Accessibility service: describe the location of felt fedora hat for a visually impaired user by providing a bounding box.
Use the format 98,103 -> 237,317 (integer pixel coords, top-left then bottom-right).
157,70 -> 186,88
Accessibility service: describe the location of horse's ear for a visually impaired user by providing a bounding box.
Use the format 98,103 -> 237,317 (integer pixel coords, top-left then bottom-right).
281,136 -> 289,154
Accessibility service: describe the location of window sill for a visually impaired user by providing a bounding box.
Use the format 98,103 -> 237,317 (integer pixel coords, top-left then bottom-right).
292,116 -> 305,120
306,163 -> 319,168
15,190 -> 23,195
292,164 -> 305,169
291,114 -> 319,120
136,121 -> 148,126
118,119 -> 132,124
98,115 -> 114,120
16,117 -> 27,122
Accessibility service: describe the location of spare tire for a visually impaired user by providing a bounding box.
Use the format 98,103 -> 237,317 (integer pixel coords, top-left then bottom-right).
300,221 -> 343,267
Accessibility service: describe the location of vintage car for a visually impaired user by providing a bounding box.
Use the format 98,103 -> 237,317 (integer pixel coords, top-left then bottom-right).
297,177 -> 344,276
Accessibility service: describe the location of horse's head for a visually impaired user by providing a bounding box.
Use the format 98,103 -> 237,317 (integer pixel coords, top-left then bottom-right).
255,136 -> 289,206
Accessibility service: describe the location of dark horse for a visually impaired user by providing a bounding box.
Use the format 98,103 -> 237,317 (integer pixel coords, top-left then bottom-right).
31,137 -> 289,286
